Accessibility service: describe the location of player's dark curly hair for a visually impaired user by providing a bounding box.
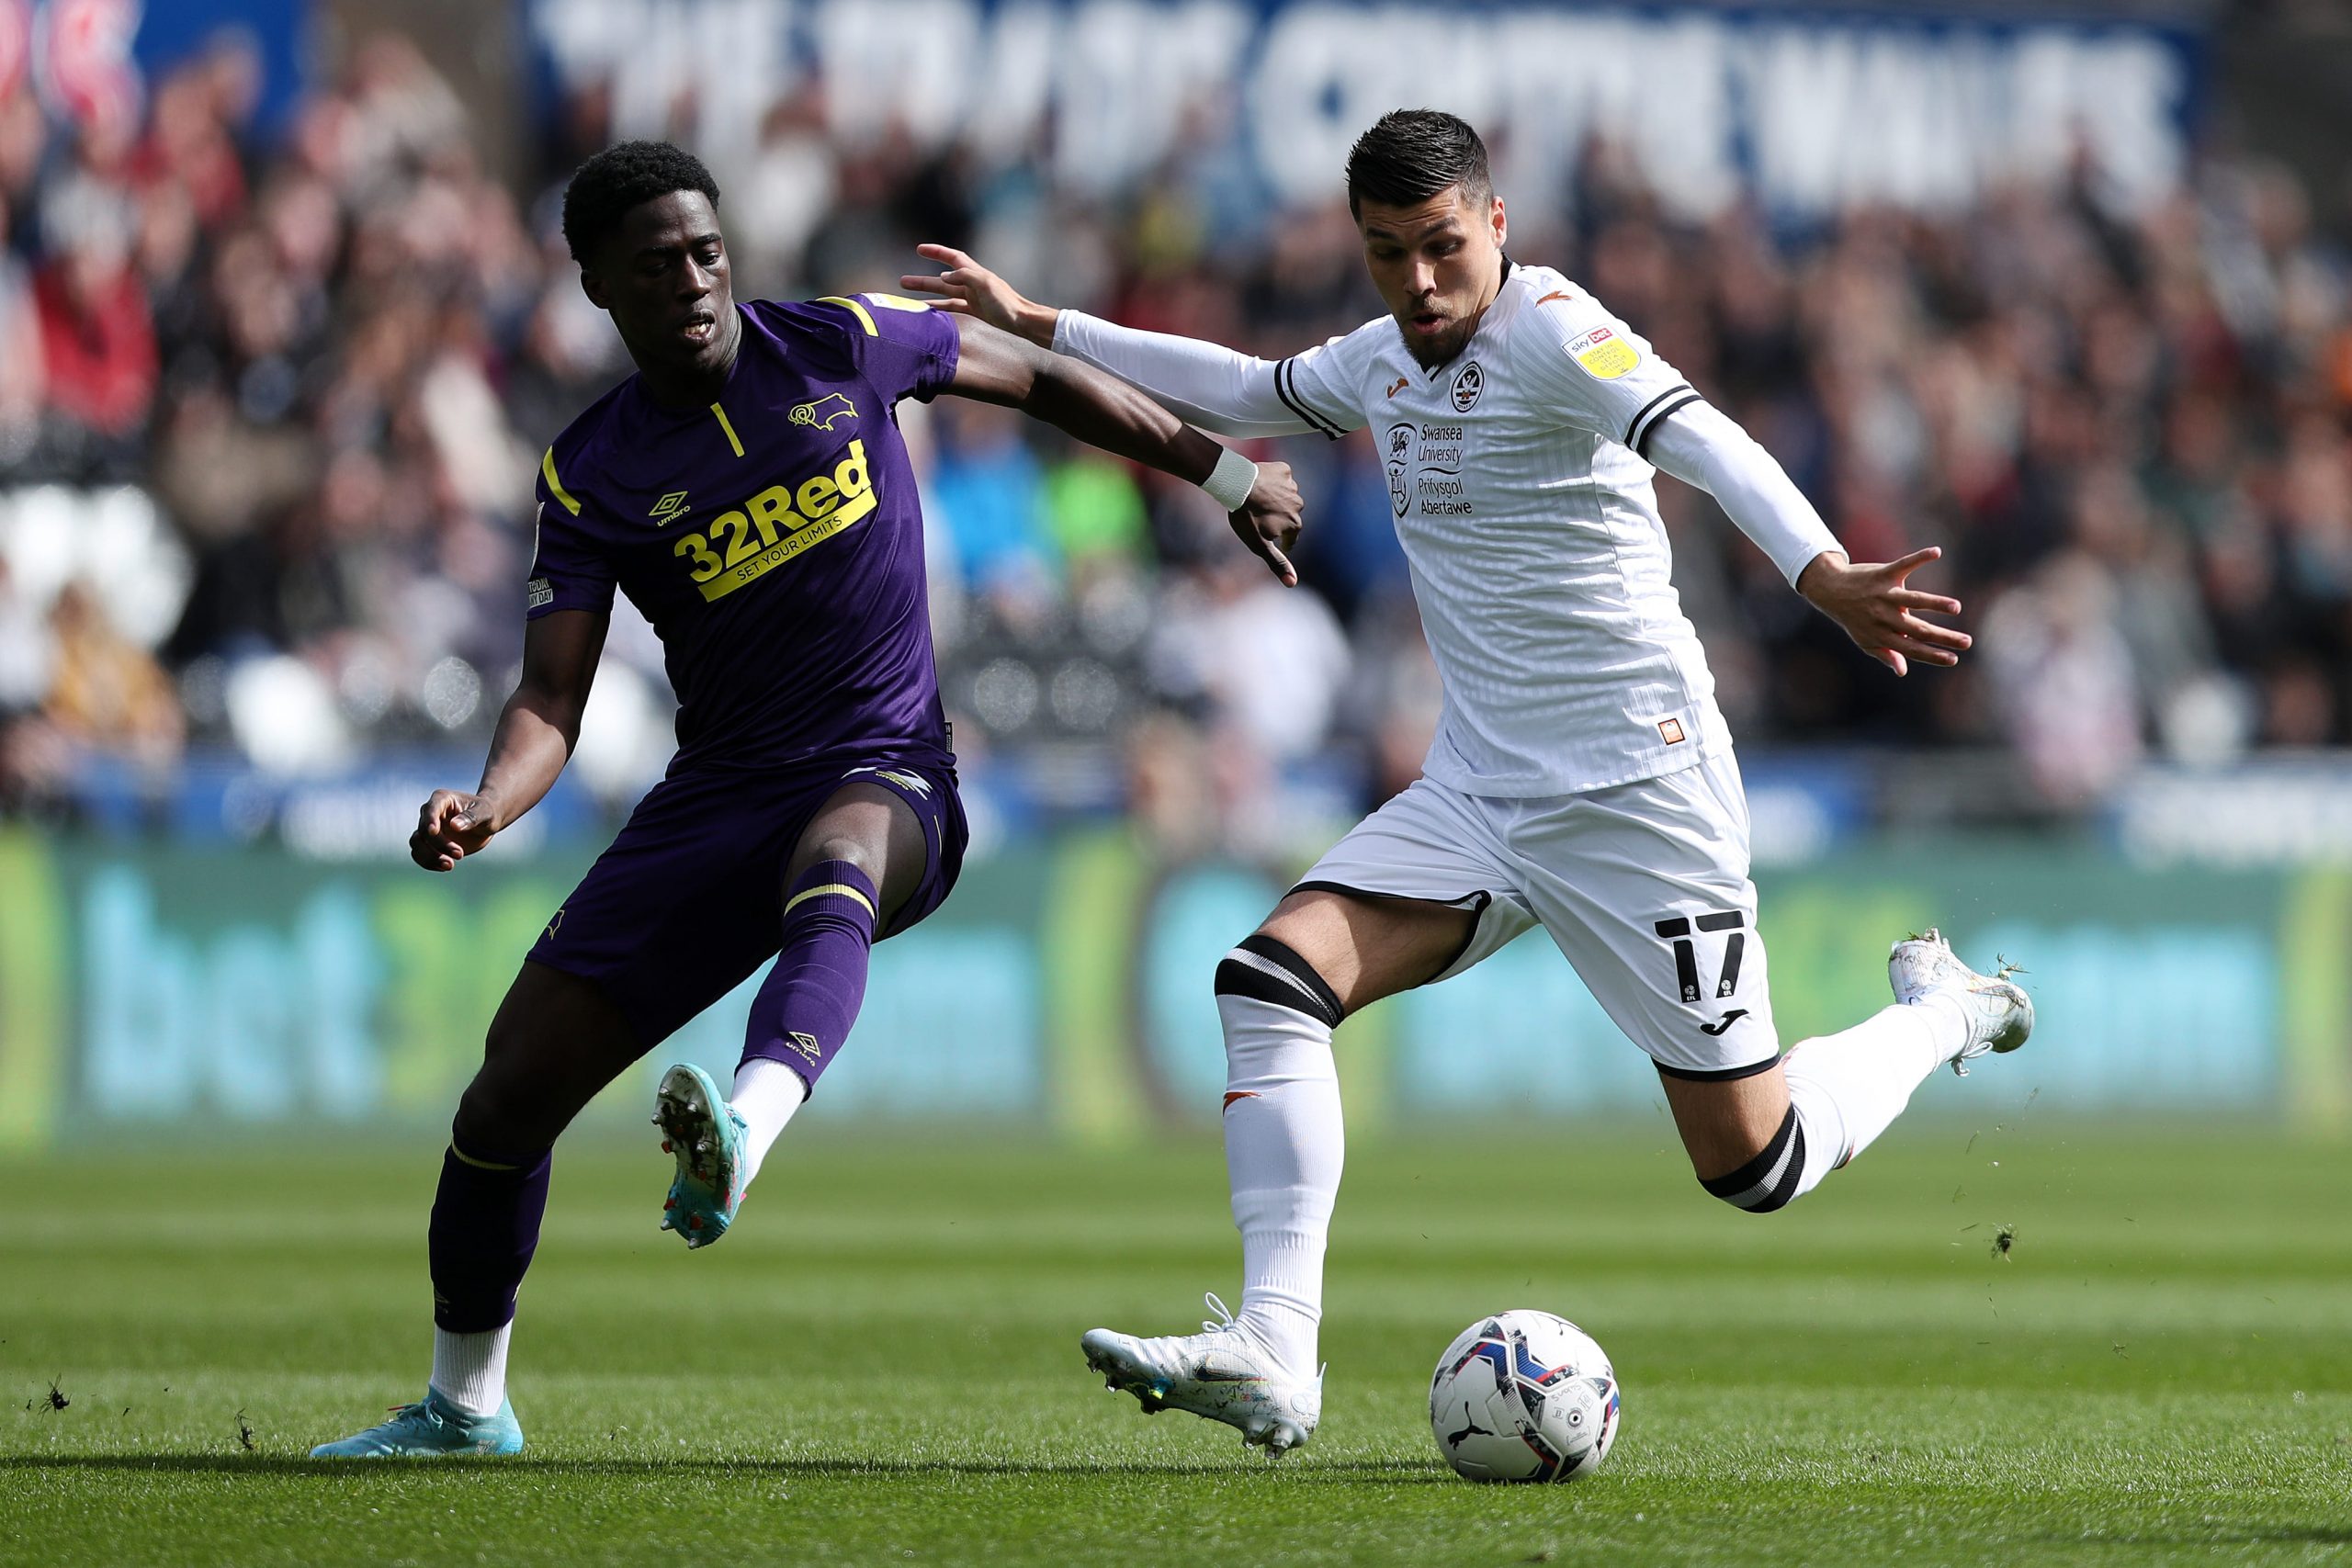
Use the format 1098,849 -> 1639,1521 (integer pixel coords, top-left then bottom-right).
1344,109 -> 1491,218
560,140 -> 721,263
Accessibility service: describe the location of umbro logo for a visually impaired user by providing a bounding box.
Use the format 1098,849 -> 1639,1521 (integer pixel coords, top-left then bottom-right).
1699,1010 -> 1748,1036
785,1032 -> 822,1066
649,491 -> 691,525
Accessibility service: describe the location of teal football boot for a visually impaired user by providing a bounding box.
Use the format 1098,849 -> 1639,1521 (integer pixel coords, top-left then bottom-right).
310,1391 -> 524,1458
654,1062 -> 747,1249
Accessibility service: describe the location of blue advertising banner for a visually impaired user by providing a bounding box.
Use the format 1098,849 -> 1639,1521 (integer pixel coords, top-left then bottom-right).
524,0 -> 2204,220
17,0 -> 311,141
0,828 -> 2339,1152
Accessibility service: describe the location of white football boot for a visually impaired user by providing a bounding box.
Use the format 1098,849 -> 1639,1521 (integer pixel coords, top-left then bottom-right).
1888,928 -> 2033,1075
1081,1293 -> 1322,1453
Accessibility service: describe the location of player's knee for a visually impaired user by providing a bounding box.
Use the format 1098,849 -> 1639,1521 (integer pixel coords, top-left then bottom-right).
1696,1104 -> 1805,1216
1214,932 -> 1345,1032
797,832 -> 877,875
453,1073 -> 533,1153
460,1019 -> 562,1148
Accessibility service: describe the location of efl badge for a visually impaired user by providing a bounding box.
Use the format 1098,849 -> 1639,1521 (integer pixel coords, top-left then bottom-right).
1451,361 -> 1484,412
1569,326 -> 1638,379
1657,717 -> 1686,745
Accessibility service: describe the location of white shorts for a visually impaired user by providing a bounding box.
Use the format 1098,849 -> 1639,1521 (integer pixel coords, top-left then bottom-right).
1294,750 -> 1780,1078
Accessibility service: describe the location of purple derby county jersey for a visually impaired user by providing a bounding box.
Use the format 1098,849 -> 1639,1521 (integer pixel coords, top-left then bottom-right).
526,293 -> 960,771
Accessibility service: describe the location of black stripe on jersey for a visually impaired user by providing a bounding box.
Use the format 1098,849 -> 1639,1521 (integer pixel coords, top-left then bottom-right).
1632,392 -> 1704,458
1623,383 -> 1695,449
1274,357 -> 1345,441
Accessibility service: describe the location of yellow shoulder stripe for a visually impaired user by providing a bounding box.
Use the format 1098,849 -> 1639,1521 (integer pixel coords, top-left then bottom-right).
541,447 -> 582,515
818,295 -> 879,337
863,292 -> 932,312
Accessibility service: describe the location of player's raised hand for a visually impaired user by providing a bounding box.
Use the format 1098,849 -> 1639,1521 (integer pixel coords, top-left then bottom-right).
1795,547 -> 1971,677
411,788 -> 499,873
1231,461 -> 1306,588
899,245 -> 1057,347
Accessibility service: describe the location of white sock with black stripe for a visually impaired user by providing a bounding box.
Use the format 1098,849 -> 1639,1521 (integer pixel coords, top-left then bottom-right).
1780,999 -> 1966,1197
1701,1001 -> 1964,1213
1215,934 -> 1346,1382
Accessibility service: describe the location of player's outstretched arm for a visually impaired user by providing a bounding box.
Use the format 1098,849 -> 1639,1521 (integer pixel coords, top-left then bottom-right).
410,607 -> 609,872
941,312 -> 1306,586
901,244 -> 1325,441
1645,405 -> 1970,676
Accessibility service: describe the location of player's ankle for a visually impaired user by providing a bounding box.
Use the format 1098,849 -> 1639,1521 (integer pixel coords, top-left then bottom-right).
1236,1300 -> 1318,1382
1910,989 -> 1972,1063
430,1323 -> 512,1417
729,1057 -> 809,1189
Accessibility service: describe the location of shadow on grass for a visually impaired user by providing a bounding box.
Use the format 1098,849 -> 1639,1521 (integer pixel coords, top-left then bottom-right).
0,1453 -> 1453,1483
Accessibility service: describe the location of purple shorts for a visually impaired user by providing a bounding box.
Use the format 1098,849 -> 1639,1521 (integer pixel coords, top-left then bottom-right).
526,754 -> 965,1050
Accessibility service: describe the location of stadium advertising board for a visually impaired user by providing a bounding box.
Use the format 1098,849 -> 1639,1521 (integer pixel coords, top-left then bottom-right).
0,829 -> 2338,1149
526,0 -> 2200,218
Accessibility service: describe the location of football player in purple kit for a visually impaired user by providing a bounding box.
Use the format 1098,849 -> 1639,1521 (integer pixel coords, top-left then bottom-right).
311,141 -> 1304,1458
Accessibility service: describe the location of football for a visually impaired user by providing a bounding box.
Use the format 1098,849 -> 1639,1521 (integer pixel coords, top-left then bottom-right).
1428,1311 -> 1621,1483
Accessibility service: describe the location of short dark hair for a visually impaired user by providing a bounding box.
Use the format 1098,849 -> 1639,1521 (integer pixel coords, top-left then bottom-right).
560,140 -> 721,264
1344,109 -> 1490,219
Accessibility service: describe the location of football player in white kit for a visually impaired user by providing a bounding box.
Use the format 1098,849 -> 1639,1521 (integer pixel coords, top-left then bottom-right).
904,109 -> 2032,1453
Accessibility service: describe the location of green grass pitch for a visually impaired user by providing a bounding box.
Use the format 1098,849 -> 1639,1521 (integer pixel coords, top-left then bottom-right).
5,1116 -> 2351,1566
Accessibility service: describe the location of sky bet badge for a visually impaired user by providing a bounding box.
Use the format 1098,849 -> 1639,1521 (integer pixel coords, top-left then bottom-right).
1568,325 -> 1638,379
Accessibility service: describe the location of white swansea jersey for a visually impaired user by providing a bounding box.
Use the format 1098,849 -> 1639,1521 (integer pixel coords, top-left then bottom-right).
1280,261 -> 1725,796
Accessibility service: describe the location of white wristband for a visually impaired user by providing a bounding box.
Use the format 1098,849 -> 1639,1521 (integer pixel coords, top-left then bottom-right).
1200,445 -> 1259,513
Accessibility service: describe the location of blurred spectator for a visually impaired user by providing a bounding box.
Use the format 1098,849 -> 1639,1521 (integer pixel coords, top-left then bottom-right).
1981,553 -> 2143,807
44,582 -> 182,767
1147,552 -> 1351,766
0,558 -> 53,715
1043,453 -> 1148,580
931,398 -> 1057,607
34,152 -> 157,467
0,197 -> 41,466
0,35 -> 2348,833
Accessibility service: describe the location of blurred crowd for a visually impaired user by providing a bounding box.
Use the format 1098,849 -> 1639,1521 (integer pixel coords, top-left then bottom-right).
3,35 -> 2350,837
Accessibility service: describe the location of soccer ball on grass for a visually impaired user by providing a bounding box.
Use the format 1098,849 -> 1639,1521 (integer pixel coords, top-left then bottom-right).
1429,1310 -> 1620,1483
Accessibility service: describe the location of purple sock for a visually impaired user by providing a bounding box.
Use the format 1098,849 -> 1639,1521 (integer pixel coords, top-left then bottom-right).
742,860 -> 878,1089
428,1134 -> 552,1333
